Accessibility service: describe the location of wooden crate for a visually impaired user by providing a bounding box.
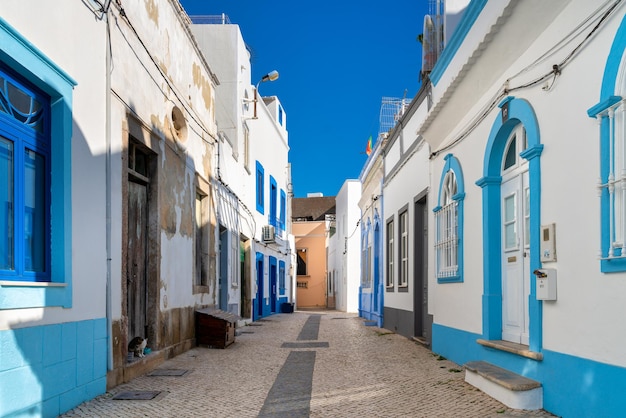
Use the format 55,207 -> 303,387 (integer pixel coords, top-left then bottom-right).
195,309 -> 240,349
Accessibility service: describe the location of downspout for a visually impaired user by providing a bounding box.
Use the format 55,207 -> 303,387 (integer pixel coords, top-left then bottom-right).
105,7 -> 113,372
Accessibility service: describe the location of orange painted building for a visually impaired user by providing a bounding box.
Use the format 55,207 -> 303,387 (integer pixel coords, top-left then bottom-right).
291,196 -> 336,309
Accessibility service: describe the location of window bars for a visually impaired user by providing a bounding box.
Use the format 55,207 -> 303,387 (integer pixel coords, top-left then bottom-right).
434,201 -> 458,278
599,99 -> 626,259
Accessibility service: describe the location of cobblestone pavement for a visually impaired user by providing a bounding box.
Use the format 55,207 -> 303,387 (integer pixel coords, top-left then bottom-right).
61,311 -> 558,418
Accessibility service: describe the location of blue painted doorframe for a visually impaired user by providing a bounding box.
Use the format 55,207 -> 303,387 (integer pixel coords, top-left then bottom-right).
255,252 -> 264,320
476,96 -> 543,352
219,227 -> 228,311
269,256 -> 277,313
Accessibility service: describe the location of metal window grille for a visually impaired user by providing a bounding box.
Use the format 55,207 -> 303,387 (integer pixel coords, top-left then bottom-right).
434,201 -> 458,278
600,100 -> 626,258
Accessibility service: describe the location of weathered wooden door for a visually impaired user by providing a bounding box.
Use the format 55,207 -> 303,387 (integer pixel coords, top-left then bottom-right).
127,181 -> 148,341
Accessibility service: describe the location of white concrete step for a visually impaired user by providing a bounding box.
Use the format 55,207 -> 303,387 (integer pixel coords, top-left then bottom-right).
464,361 -> 543,410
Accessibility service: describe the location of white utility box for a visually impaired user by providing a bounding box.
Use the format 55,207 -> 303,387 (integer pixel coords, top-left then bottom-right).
534,268 -> 557,301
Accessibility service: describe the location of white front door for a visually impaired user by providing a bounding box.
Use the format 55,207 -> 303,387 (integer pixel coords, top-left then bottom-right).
501,171 -> 530,344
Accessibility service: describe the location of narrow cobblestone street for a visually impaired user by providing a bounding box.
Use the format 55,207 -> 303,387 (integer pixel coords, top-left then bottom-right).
61,311 -> 557,417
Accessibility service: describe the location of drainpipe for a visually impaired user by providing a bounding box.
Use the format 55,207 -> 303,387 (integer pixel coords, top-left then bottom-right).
105,8 -> 113,372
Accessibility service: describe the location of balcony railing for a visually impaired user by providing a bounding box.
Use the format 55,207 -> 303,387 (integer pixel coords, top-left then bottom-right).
189,14 -> 231,25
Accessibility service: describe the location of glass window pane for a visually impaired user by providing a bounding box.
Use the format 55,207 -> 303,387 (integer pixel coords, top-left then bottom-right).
505,223 -> 517,248
0,137 -> 14,270
504,136 -> 517,170
504,194 -> 515,222
24,149 -> 45,272
524,187 -> 530,247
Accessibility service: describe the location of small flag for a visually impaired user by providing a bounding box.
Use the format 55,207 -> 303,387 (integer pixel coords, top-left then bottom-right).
366,136 -> 373,156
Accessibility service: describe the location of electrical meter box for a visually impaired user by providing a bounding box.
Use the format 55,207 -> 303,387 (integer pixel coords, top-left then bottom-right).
540,223 -> 556,262
534,268 -> 557,301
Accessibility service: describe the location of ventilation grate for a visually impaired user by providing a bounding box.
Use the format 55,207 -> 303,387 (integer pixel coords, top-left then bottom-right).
148,369 -> 189,377
112,391 -> 162,400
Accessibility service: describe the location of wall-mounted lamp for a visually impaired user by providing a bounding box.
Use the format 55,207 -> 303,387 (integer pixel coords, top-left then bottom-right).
253,70 -> 279,119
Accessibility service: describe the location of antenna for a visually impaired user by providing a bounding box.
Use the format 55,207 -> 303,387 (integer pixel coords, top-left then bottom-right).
380,97 -> 409,135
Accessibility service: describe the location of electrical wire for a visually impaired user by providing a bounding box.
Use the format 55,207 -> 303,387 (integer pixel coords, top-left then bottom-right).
430,0 -> 623,158
110,2 -> 217,146
346,195 -> 381,243
507,0 -> 619,82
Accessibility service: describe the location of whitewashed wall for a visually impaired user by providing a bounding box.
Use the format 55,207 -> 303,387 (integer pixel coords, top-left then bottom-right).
0,0 -> 107,328
426,0 -> 626,366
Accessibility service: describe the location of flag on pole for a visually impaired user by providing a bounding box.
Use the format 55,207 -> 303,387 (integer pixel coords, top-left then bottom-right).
365,136 -> 373,156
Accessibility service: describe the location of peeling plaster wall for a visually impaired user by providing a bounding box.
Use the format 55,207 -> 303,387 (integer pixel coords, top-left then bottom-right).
107,0 -> 218,369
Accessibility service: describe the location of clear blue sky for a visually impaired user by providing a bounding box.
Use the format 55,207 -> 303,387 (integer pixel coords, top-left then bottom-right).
179,1 -> 429,198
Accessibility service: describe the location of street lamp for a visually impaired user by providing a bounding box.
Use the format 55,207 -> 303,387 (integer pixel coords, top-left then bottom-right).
253,70 -> 279,119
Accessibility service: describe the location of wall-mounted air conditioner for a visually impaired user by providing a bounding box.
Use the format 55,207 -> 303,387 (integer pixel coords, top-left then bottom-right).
262,225 -> 275,242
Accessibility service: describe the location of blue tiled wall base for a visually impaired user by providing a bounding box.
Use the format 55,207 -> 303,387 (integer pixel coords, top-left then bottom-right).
0,318 -> 107,417
432,323 -> 626,417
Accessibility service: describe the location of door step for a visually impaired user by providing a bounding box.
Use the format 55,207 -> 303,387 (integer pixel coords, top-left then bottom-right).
411,336 -> 430,347
464,361 -> 542,410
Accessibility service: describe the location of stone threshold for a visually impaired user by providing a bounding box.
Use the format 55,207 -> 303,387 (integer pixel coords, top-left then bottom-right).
477,339 -> 543,361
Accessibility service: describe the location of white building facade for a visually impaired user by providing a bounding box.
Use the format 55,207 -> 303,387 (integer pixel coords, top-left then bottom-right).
381,89 -> 433,342
191,17 -> 294,321
330,180 -> 361,313
419,0 -> 626,416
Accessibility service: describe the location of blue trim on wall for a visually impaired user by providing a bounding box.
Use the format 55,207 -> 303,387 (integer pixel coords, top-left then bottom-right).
0,318 -> 107,417
476,96 -> 543,350
591,14 -> 626,272
360,210 -> 384,327
434,154 -> 465,283
429,0 -> 488,86
433,323 -> 626,418
0,17 -> 74,309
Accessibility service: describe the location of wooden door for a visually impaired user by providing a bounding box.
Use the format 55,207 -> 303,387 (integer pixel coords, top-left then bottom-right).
127,181 -> 148,340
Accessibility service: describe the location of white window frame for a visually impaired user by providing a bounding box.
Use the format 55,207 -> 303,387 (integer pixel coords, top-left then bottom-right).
399,209 -> 408,288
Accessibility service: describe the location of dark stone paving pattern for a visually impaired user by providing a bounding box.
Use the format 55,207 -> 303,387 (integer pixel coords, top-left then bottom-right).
297,314 -> 321,340
258,351 -> 316,417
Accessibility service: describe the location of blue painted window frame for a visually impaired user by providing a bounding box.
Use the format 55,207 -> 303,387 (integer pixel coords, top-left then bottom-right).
433,154 -> 465,283
588,14 -> 626,273
279,260 -> 285,294
0,17 -> 75,309
0,66 -> 51,282
269,175 -> 277,228
255,161 -> 264,214
279,189 -> 286,234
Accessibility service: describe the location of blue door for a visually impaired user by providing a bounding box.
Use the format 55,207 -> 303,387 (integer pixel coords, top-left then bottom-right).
219,227 -> 228,311
269,256 -> 277,313
256,252 -> 264,319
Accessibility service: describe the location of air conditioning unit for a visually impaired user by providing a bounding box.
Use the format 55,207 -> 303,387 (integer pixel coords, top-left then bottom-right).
262,225 -> 275,242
